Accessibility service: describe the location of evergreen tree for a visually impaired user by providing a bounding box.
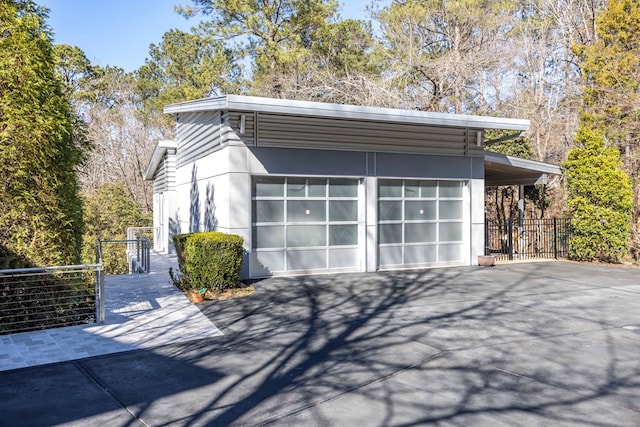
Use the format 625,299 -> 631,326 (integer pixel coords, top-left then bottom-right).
564,122 -> 633,262
0,0 -> 88,267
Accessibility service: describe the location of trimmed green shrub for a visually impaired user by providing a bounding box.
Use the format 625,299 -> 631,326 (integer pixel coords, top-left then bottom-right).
172,231 -> 244,293
564,123 -> 634,262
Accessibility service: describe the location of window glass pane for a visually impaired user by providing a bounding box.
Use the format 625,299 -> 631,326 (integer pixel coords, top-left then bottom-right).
439,223 -> 463,242
330,201 -> 357,221
252,251 -> 285,274
379,224 -> 402,244
405,223 -> 437,243
329,225 -> 357,245
287,225 -> 326,247
287,249 -> 327,270
405,245 -> 437,264
378,201 -> 402,221
286,178 -> 306,197
308,178 -> 326,197
404,181 -> 420,198
420,181 -> 437,198
439,244 -> 463,262
379,246 -> 402,266
405,201 -> 436,220
253,177 -> 284,197
287,200 -> 326,222
252,226 -> 284,248
329,248 -> 358,268
379,180 -> 402,198
439,181 -> 462,198
329,179 -> 358,197
253,200 -> 284,223
440,201 -> 462,220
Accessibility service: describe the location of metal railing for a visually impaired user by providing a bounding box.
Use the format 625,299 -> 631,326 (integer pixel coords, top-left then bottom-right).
485,217 -> 572,261
127,227 -> 155,250
0,264 -> 104,335
98,237 -> 151,274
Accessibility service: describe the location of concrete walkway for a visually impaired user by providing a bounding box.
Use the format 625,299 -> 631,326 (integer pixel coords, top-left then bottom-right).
0,252 -> 222,371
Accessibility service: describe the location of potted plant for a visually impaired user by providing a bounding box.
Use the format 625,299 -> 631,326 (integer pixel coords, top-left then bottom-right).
190,288 -> 206,303
478,254 -> 496,267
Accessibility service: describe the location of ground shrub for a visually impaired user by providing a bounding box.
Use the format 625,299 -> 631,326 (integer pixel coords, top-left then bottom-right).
171,231 -> 243,293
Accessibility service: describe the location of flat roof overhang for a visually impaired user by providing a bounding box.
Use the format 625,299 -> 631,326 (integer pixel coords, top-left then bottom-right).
164,95 -> 530,131
484,152 -> 561,186
143,139 -> 177,180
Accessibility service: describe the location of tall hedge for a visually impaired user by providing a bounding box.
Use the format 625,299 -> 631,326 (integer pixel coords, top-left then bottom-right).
564,123 -> 634,262
0,0 -> 88,267
172,231 -> 243,293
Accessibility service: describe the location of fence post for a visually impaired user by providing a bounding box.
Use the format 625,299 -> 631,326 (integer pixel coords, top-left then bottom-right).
95,265 -> 105,323
484,217 -> 490,256
146,239 -> 151,272
553,217 -> 558,259
507,218 -> 513,261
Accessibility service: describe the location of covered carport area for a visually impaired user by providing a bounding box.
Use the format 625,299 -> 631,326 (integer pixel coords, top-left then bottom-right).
483,152 -> 565,260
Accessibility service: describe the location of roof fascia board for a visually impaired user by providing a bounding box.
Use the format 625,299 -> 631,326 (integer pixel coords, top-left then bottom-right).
164,95 -> 530,131
484,152 -> 561,175
144,139 -> 178,180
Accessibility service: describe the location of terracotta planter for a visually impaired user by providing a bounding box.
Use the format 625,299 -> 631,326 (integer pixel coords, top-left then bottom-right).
191,291 -> 204,304
478,255 -> 496,267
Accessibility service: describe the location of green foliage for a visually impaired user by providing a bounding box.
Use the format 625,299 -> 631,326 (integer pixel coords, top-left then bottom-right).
172,231 -> 244,293
484,131 -> 532,158
81,182 -> 151,274
0,269 -> 95,335
0,0 -> 88,267
177,0 -> 342,95
564,123 -> 634,262
135,24 -> 240,121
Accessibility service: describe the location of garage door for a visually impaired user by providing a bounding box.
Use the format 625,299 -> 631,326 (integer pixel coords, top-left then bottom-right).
378,179 -> 465,269
251,177 -> 360,276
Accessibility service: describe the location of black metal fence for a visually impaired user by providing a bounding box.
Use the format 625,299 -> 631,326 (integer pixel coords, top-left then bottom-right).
485,217 -> 572,261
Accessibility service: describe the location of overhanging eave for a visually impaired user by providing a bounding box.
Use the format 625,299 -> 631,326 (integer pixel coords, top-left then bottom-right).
484,152 -> 561,186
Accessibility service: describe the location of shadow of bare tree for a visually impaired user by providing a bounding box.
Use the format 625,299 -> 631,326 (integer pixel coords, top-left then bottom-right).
3,262 -> 639,426
104,263 -> 640,425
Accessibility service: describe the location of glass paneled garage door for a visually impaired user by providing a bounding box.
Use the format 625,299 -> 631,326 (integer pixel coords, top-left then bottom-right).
378,179 -> 465,268
251,177 -> 360,276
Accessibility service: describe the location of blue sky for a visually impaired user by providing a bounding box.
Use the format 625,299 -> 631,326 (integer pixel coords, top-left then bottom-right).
38,0 -> 378,72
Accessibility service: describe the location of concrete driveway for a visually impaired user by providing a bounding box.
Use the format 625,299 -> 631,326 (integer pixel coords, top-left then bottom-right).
1,261 -> 639,426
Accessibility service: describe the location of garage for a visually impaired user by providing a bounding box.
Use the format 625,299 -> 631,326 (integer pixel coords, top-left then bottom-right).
144,95 -> 563,280
378,179 -> 466,269
250,176 -> 361,276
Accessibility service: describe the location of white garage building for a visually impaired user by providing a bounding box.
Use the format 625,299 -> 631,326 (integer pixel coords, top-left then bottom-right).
144,95 -> 558,280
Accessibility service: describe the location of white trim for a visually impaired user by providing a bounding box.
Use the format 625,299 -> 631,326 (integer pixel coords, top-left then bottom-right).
144,139 -> 178,180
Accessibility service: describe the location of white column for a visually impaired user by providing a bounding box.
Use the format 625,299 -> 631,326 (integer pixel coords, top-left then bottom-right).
469,178 -> 485,264
365,176 -> 378,272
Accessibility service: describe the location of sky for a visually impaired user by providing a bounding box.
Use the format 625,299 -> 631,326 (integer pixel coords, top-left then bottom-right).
38,0 -> 378,72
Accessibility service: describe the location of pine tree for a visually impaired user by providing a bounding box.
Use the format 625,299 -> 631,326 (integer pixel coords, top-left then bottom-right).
0,0 -> 88,267
564,122 -> 634,262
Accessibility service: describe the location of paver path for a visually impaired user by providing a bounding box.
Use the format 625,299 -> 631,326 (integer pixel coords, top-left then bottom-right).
0,253 -> 221,371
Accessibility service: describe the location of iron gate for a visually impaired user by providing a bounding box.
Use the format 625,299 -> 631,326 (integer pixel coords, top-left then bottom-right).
485,217 -> 571,261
